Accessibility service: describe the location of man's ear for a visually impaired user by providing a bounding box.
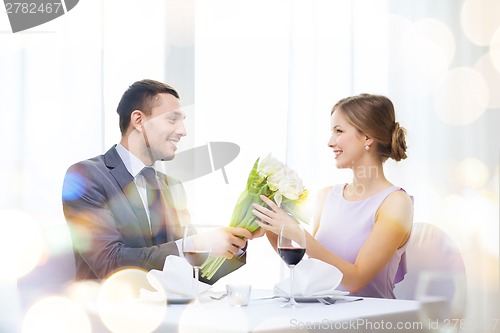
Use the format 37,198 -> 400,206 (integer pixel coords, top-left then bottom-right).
130,110 -> 144,131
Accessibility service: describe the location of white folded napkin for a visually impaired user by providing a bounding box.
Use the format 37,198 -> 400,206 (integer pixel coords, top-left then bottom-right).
140,256 -> 211,301
274,258 -> 344,297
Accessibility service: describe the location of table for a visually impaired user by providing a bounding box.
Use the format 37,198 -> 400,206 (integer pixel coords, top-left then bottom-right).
92,289 -> 428,333
87,288 -> 447,333
163,299 -> 422,332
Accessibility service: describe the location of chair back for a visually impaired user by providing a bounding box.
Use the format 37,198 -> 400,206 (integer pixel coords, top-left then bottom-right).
394,222 -> 467,320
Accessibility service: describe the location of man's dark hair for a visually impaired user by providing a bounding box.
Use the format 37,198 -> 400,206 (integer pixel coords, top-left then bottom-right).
117,79 -> 179,135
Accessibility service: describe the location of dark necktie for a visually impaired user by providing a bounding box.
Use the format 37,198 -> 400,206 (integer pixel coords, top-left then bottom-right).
141,167 -> 167,245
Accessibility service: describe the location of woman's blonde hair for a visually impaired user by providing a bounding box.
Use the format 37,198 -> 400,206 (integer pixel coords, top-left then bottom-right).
331,94 -> 407,162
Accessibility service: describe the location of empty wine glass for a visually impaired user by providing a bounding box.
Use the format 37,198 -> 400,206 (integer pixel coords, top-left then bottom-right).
278,223 -> 306,308
182,225 -> 213,305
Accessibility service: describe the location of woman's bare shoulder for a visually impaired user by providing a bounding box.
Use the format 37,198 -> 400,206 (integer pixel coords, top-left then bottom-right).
385,189 -> 413,208
378,189 -> 413,229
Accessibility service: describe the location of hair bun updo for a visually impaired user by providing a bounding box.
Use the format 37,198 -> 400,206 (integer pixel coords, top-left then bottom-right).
390,122 -> 407,162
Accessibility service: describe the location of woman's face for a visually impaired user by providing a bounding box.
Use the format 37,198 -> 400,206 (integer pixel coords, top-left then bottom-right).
328,110 -> 368,169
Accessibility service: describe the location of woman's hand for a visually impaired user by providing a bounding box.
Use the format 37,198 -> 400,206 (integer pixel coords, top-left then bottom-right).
252,195 -> 299,234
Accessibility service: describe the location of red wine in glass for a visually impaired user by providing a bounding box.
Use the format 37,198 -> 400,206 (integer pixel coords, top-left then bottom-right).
277,224 -> 307,308
278,248 -> 305,266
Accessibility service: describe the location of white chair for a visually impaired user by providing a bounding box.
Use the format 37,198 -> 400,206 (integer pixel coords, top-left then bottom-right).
394,223 -> 467,332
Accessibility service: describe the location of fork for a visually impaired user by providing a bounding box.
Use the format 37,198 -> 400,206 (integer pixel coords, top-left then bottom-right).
252,295 -> 286,300
317,298 -> 336,305
209,293 -> 227,300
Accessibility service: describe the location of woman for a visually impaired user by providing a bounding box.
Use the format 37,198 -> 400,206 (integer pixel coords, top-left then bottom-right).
252,93 -> 413,298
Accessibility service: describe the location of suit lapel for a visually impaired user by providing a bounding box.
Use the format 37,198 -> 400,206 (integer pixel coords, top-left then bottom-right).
105,146 -> 153,246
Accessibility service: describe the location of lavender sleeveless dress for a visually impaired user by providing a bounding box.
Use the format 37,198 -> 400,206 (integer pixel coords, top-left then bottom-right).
315,184 -> 409,299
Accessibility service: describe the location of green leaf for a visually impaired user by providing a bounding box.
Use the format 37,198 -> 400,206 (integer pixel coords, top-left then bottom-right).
246,158 -> 260,190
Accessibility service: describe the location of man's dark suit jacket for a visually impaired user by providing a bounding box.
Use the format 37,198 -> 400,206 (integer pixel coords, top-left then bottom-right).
62,145 -> 244,283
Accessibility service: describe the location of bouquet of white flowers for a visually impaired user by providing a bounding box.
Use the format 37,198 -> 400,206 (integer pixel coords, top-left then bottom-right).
200,154 -> 309,280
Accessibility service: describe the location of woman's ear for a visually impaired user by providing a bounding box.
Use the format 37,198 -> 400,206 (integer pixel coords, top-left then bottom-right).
365,136 -> 374,147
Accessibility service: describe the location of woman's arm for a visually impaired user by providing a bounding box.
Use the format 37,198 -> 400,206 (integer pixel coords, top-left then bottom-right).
253,190 -> 413,294
311,186 -> 331,237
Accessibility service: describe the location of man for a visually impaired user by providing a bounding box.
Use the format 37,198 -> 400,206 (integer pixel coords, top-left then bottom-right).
62,79 -> 254,283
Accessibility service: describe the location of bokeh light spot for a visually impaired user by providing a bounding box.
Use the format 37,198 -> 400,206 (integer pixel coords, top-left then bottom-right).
433,67 -> 489,125
62,171 -> 86,201
490,27 -> 500,73
389,16 -> 455,96
44,222 -> 73,255
474,53 -> 500,108
0,209 -> 44,279
413,18 -> 455,67
439,194 -> 469,234
22,296 -> 91,333
98,268 -> 165,333
461,0 -> 500,46
477,195 -> 499,256
455,157 -> 490,188
66,280 -> 101,305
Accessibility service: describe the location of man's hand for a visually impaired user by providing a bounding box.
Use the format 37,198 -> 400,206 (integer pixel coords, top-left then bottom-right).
207,227 -> 252,259
251,227 -> 266,239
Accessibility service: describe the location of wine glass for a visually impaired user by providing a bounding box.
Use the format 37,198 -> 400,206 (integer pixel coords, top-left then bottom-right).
277,223 -> 306,308
182,225 -> 213,305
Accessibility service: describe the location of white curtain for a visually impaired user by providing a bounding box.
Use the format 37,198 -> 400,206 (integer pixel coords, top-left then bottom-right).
1,0 -> 498,331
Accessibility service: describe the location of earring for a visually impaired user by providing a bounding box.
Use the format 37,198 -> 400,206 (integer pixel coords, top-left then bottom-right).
365,145 -> 370,151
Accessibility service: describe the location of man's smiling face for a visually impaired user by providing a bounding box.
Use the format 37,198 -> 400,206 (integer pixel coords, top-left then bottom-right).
142,93 -> 187,162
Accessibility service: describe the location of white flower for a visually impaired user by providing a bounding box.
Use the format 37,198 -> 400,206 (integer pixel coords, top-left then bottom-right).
267,168 -> 285,192
257,154 -> 283,179
276,169 -> 305,201
257,153 -> 307,206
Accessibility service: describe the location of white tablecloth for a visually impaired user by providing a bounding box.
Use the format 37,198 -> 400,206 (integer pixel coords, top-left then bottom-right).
159,291 -> 424,333
89,290 -> 431,333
